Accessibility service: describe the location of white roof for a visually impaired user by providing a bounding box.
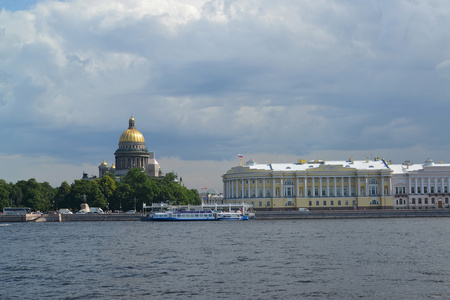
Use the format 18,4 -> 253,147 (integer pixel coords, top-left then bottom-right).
243,159 -> 390,172
390,161 -> 450,174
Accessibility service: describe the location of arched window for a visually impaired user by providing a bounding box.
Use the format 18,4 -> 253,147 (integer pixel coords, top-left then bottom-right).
370,199 -> 380,205
284,179 -> 294,185
369,178 -> 378,184
285,200 -> 295,206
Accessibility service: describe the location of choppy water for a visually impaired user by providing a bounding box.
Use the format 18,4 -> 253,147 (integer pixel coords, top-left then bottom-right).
1,218 -> 450,299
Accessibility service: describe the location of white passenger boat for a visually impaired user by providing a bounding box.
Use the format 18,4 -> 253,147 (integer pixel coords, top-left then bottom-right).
141,205 -> 217,221
141,203 -> 254,221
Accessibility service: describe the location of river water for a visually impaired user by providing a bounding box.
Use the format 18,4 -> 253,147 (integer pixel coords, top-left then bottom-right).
1,218 -> 450,299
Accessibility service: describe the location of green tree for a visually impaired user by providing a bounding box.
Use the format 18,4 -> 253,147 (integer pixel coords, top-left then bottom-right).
54,181 -> 71,209
0,179 -> 10,211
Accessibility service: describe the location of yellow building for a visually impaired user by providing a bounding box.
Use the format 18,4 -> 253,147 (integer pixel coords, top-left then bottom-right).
222,157 -> 393,210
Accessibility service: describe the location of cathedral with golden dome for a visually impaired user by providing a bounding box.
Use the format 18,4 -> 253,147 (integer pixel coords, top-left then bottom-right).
98,116 -> 161,178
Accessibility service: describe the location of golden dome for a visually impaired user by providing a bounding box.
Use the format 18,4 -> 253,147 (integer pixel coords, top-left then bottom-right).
101,159 -> 107,166
119,128 -> 145,143
119,116 -> 145,143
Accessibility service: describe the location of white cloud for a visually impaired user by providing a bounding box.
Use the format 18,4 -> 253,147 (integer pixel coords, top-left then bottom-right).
1,0 -> 450,191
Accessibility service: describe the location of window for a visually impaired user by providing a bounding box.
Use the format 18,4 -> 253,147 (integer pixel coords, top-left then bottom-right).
259,179 -> 262,184
338,200 -> 341,205
369,185 -> 378,195
259,189 -> 263,197
308,189 -> 311,196
370,200 -> 380,205
316,201 -> 319,206
369,178 -> 378,184
309,201 -> 312,206
285,186 -> 294,197
431,186 -> 435,193
266,201 -> 270,207
322,178 -> 326,183
345,200 -> 349,205
285,200 -> 295,206
322,189 -> 326,196
284,179 -> 294,185
259,201 -> 262,206
329,189 -> 333,196
267,179 -> 270,183
330,200 -> 334,206
412,198 -> 416,204
417,187 -> 421,194
266,189 -> 271,196
252,180 -> 255,184
424,187 -> 428,193
337,178 -> 340,183
323,200 -> 327,205
314,189 -> 319,196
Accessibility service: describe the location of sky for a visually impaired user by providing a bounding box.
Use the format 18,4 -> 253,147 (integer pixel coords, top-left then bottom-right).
1,0 -> 450,192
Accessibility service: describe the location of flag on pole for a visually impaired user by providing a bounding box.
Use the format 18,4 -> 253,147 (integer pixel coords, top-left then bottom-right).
238,154 -> 243,158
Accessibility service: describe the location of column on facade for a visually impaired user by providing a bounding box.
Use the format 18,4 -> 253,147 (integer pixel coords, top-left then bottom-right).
365,177 -> 368,196
441,177 -> 444,193
247,179 -> 251,198
273,178 -> 276,198
357,177 -> 360,196
304,177 -> 307,197
334,177 -> 337,196
415,178 -> 418,194
349,177 -> 352,196
281,178 -> 284,198
255,179 -> 258,198
297,177 -> 300,197
341,177 -> 344,197
263,178 -> 266,198
312,177 -> 315,197
319,177 -> 322,197
326,177 -> 329,196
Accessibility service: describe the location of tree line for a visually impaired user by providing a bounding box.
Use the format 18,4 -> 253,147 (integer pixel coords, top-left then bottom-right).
0,168 -> 201,212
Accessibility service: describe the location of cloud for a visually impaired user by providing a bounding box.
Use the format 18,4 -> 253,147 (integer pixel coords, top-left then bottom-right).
0,0 -> 450,191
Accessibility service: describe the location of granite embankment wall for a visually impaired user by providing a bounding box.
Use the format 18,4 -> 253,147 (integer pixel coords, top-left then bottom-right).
0,213 -> 141,222
255,209 -> 450,219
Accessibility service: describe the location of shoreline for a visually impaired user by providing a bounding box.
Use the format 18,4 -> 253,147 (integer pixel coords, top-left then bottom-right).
2,209 -> 450,222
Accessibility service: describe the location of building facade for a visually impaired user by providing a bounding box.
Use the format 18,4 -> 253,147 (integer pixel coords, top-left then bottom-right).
98,116 -> 161,178
222,158 -> 393,210
391,159 -> 450,209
